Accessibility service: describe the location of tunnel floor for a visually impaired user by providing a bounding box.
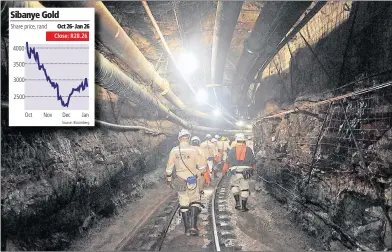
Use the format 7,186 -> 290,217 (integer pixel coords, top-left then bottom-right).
69,181 -> 173,251
68,176 -> 322,251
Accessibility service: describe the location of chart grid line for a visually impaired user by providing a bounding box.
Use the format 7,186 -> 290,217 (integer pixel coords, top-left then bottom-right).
25,41 -> 89,108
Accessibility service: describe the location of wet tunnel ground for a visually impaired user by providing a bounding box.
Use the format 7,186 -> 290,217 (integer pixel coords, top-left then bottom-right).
68,177 -> 323,251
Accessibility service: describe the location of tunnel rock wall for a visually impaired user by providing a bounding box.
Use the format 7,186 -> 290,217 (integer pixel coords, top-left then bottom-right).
255,99 -> 392,250
1,98 -> 173,251
253,2 -> 392,251
0,30 -> 178,250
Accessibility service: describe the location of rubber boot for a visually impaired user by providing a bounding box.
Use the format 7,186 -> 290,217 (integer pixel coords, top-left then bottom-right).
234,195 -> 241,210
189,206 -> 199,236
181,211 -> 190,236
241,199 -> 249,212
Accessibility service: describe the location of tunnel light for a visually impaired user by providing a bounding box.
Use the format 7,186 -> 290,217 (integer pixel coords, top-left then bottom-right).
177,52 -> 198,75
213,108 -> 221,116
196,89 -> 208,104
236,120 -> 245,127
246,124 -> 252,129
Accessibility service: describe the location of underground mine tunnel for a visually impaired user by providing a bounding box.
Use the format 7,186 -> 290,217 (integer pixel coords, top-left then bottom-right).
1,1 -> 392,251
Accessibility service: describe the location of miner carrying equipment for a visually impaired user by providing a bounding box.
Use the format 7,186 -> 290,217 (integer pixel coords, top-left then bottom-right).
191,136 -> 210,194
200,134 -> 219,182
216,135 -> 224,161
246,136 -> 254,153
220,136 -> 231,162
222,133 -> 256,212
166,129 -> 207,236
211,138 -> 221,180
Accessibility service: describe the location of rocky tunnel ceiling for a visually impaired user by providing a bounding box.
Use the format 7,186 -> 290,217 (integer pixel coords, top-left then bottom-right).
39,0 -> 261,122
31,0 -> 350,125
38,0 -> 320,124
101,1 -> 263,113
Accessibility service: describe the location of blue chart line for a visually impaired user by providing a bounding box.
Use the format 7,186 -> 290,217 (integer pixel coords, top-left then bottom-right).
25,41 -> 89,108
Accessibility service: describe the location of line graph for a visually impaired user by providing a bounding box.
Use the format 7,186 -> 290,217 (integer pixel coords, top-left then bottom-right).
24,43 -> 91,110
8,7 -> 95,127
25,41 -> 89,108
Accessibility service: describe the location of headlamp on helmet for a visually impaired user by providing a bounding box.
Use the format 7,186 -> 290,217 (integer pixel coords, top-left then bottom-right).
178,129 -> 191,139
191,136 -> 200,142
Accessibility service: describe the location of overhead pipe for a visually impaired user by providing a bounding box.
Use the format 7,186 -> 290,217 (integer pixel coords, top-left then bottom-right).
24,1 -> 42,8
95,52 -> 251,134
96,120 -> 250,136
19,1 -> 202,119
95,52 -> 188,126
95,120 -> 161,134
6,1 -> 248,134
210,1 -> 244,126
0,101 -> 162,134
12,1 -> 179,124
211,1 -> 243,101
231,2 -> 287,95
141,0 -> 238,125
27,1 -> 239,127
231,2 -> 312,107
66,1 -> 208,119
141,0 -> 195,95
190,121 -> 252,135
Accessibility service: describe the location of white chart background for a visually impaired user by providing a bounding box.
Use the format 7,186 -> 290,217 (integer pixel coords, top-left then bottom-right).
8,8 -> 95,126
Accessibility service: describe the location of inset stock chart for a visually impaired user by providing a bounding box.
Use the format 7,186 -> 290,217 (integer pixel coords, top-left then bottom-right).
8,8 -> 95,126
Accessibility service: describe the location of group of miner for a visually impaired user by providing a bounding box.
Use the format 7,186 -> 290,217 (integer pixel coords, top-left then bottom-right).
165,129 -> 255,236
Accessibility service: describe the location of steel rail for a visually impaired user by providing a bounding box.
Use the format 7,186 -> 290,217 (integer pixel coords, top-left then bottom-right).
211,174 -> 225,251
116,191 -> 177,251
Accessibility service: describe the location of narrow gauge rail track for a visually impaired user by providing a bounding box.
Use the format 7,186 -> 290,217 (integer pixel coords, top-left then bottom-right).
117,175 -> 242,251
116,191 -> 179,251
212,174 -> 242,251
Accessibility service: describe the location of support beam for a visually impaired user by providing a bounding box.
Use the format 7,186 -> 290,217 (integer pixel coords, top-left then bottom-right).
141,0 -> 195,95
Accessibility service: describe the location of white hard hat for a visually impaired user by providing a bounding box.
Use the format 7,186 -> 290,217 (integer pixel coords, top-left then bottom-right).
215,135 -> 220,139
191,136 -> 200,142
211,138 -> 217,143
206,134 -> 212,139
235,133 -> 245,141
178,129 -> 191,139
247,136 -> 253,140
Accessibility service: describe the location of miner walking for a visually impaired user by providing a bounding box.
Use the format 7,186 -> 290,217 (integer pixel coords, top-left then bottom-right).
222,133 -> 256,212
191,136 -> 210,194
200,134 -> 219,182
166,129 -> 207,236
